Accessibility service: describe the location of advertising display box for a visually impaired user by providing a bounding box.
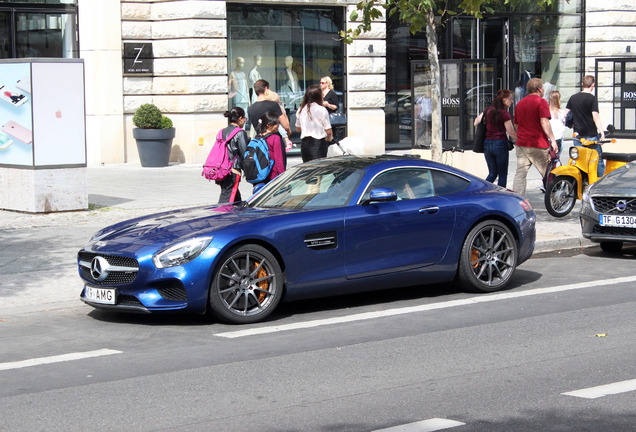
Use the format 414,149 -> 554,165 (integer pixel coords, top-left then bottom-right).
0,59 -> 87,213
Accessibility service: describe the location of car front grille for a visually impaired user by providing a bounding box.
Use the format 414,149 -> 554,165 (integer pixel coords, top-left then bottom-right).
592,196 -> 636,214
78,252 -> 139,285
592,225 -> 636,237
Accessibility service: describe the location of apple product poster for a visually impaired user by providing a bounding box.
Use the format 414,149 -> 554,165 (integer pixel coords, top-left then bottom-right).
32,62 -> 86,166
0,63 -> 33,166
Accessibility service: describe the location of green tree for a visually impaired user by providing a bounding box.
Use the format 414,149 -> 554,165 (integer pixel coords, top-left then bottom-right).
342,0 -> 557,161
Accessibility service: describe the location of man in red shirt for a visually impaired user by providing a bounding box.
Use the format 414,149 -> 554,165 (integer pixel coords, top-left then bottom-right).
512,78 -> 558,196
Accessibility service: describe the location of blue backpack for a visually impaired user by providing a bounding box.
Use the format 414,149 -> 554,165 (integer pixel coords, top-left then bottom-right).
242,134 -> 274,184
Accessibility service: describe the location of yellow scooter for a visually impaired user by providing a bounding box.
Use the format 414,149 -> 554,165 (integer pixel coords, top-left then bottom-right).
544,125 -> 636,217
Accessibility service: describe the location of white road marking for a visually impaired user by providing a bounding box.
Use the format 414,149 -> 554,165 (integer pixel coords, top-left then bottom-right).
562,378 -> 636,399
372,418 -> 465,432
215,275 -> 636,339
0,349 -> 122,371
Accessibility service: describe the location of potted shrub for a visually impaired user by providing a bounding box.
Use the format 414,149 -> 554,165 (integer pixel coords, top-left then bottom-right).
132,103 -> 176,167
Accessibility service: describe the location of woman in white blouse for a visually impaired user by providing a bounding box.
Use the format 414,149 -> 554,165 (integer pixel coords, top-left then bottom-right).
295,84 -> 333,162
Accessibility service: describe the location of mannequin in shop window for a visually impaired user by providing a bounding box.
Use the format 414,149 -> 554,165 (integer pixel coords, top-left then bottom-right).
278,56 -> 301,108
229,57 -> 249,111
516,70 -> 533,103
249,55 -> 263,104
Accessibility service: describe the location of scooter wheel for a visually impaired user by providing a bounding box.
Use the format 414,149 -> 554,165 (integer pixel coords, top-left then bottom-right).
544,176 -> 577,217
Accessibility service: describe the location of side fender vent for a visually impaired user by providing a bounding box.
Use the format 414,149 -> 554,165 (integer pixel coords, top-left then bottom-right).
304,231 -> 337,250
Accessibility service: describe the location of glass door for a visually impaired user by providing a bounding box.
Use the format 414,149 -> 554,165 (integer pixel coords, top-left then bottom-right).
480,18 -> 509,91
440,61 -> 461,148
463,60 -> 496,149
412,59 -> 495,149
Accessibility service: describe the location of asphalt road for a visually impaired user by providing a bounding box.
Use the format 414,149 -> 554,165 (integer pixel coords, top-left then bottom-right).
1,248 -> 635,431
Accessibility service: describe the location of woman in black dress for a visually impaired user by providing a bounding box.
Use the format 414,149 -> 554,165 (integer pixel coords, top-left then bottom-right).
320,76 -> 338,113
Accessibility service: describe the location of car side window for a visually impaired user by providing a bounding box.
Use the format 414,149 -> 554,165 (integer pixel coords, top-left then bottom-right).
362,168 -> 434,201
430,170 -> 470,196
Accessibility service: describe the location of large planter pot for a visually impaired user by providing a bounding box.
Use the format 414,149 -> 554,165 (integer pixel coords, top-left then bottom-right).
132,128 -> 176,167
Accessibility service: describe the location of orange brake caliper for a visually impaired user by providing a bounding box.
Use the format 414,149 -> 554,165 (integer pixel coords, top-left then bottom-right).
253,262 -> 269,303
471,249 -> 480,269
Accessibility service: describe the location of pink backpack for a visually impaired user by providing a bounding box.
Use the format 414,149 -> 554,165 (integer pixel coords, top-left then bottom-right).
202,127 -> 242,181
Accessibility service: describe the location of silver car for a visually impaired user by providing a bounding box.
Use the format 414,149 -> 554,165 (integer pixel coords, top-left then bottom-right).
580,163 -> 636,252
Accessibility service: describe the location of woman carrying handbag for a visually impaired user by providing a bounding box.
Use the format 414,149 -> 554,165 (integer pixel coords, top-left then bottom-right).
295,84 -> 333,162
473,89 -> 517,188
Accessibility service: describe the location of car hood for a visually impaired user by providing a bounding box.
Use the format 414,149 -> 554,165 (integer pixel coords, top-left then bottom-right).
591,163 -> 636,195
84,203 -> 293,252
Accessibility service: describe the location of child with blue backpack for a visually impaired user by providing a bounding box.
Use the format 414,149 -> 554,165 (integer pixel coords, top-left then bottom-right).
245,112 -> 285,192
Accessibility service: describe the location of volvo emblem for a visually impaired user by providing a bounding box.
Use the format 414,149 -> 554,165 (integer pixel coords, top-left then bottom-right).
616,200 -> 627,212
90,256 -> 110,282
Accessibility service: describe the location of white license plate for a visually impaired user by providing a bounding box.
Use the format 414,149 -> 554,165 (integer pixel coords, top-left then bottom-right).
85,286 -> 116,304
599,214 -> 636,228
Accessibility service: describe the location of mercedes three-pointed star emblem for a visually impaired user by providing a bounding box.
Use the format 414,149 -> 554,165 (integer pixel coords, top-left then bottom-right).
90,256 -> 110,282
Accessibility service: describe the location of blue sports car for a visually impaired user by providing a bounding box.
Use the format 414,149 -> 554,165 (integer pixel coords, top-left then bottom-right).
78,155 -> 536,324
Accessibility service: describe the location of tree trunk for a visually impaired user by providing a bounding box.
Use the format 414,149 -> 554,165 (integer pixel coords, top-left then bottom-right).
425,9 -> 442,162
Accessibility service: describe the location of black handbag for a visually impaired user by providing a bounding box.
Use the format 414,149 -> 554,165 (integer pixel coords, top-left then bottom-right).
473,108 -> 488,153
329,111 -> 346,126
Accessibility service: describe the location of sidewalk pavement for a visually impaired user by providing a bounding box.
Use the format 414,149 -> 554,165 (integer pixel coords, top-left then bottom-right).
0,153 -> 592,316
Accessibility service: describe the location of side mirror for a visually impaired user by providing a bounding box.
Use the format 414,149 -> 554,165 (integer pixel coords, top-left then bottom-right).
361,187 -> 398,205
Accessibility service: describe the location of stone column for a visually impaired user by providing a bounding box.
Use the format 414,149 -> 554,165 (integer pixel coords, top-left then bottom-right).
345,5 -> 387,155
78,0 -> 125,164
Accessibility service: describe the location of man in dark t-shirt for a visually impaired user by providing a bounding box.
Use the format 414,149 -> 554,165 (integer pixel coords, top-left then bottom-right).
566,75 -> 605,177
247,79 -> 292,137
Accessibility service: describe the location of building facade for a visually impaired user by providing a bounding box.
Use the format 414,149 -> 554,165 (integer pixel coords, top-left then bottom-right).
1,0 -> 635,166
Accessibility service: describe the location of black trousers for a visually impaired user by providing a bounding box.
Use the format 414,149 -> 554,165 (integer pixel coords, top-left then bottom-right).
300,136 -> 328,162
217,172 -> 242,203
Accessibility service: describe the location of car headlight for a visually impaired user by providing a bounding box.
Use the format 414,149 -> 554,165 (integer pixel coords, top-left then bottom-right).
569,146 -> 579,160
582,185 -> 592,203
153,237 -> 213,268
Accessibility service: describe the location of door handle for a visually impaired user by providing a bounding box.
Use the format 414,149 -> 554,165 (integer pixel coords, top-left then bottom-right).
419,206 -> 439,214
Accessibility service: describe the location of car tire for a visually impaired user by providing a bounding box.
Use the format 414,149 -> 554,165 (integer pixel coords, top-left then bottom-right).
458,220 -> 518,293
209,244 -> 283,324
545,176 -> 577,218
600,241 -> 623,253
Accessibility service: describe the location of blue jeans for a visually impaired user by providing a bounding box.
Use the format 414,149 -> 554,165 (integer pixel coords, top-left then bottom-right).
573,134 -> 603,178
484,139 -> 510,187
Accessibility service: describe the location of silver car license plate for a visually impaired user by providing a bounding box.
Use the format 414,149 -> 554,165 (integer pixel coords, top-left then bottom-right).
85,286 -> 116,304
599,214 -> 636,228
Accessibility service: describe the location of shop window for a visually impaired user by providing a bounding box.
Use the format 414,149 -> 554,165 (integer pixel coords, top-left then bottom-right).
0,3 -> 78,58
386,1 -> 583,150
16,13 -> 77,58
511,14 -> 581,105
227,4 -> 345,141
0,12 -> 10,58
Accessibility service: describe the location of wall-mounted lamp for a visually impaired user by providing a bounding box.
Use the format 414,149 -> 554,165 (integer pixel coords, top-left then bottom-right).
369,44 -> 373,53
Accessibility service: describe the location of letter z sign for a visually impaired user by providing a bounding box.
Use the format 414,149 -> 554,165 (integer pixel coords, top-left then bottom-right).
124,43 -> 153,75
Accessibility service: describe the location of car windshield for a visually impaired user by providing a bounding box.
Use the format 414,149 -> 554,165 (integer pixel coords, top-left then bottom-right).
248,164 -> 365,210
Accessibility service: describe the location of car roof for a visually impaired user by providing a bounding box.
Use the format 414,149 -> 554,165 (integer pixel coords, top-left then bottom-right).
299,154 -> 476,180
299,154 -> 426,170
